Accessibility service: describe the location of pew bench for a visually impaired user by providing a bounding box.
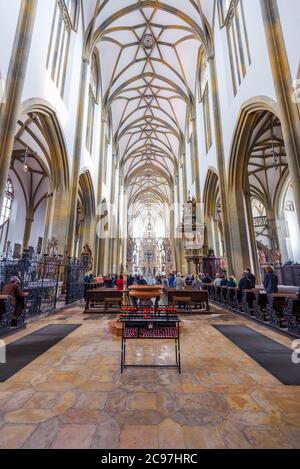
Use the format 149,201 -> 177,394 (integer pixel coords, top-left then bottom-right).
84,289 -> 123,314
284,299 -> 300,334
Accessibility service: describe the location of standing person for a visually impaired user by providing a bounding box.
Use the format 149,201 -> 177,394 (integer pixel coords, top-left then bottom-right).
238,272 -> 252,291
116,275 -> 124,291
263,266 -> 279,294
245,267 -> 256,289
174,274 -> 186,291
2,276 -> 28,327
168,273 -> 175,288
192,275 -> 202,290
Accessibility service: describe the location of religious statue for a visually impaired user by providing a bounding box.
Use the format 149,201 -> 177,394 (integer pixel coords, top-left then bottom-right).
47,237 -> 59,257
81,244 -> 93,271
220,256 -> 225,270
208,249 -> 216,258
274,248 -> 282,265
258,247 -> 267,265
167,247 -> 172,263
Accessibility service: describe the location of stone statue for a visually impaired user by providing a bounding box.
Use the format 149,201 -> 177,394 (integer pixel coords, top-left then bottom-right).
47,237 -> 59,257
81,244 -> 93,270
258,247 -> 267,264
274,249 -> 282,265
167,247 -> 172,263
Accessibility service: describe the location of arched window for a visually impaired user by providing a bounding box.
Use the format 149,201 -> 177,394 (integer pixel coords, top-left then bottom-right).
218,0 -> 251,95
86,52 -> 99,154
64,0 -> 78,27
47,0 -> 78,97
0,179 -> 14,249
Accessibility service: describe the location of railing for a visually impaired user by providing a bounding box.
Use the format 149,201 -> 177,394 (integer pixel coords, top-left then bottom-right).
0,251 -> 87,335
207,284 -> 300,337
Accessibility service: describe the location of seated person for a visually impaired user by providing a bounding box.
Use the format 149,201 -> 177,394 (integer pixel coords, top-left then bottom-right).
220,276 -> 228,287
104,275 -> 113,288
263,266 -> 278,294
84,272 -> 94,283
214,274 -> 222,288
201,273 -> 212,284
227,276 -> 238,288
2,276 -> 27,327
139,276 -> 148,286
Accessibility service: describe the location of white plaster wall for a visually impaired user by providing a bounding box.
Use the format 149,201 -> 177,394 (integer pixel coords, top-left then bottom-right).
21,0 -> 85,176
0,0 -> 21,89
277,0 -> 300,81
199,0 -> 276,191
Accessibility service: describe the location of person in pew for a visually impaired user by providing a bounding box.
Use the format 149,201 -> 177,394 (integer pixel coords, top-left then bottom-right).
214,274 -> 223,288
104,275 -> 113,288
192,275 -> 203,290
2,276 -> 28,327
84,272 -> 95,284
139,276 -> 148,286
263,266 -> 278,294
245,267 -> 256,289
220,275 -> 228,287
161,275 -> 169,287
227,276 -> 238,288
238,272 -> 252,291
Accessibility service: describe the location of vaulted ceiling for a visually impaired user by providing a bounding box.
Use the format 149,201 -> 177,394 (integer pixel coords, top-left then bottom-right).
86,1 -> 208,227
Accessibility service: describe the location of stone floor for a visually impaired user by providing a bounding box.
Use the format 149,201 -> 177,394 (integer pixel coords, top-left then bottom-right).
0,305 -> 300,449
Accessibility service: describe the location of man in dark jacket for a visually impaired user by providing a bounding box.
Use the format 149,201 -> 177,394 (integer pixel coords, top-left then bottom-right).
238,273 -> 252,291
245,267 -> 256,289
263,266 -> 278,294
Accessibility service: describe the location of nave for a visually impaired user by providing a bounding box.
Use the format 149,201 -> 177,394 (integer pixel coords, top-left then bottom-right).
0,305 -> 300,450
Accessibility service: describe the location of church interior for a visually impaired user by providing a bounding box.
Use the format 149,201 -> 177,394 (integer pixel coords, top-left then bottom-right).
0,0 -> 300,450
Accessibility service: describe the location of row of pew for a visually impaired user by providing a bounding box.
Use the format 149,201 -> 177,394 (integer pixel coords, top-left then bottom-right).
207,284 -> 300,335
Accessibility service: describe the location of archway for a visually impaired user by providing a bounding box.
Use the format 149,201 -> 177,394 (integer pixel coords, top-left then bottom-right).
74,171 -> 96,262
203,169 -> 224,260
0,101 -> 70,257
228,98 -> 299,278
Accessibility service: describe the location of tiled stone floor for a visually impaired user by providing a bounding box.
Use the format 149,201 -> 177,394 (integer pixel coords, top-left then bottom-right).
0,305 -> 300,449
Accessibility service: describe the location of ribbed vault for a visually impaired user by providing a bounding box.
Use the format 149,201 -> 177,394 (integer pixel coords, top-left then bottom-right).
87,1 -> 207,234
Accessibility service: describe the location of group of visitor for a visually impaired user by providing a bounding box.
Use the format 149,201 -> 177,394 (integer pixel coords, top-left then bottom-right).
96,263 -> 280,295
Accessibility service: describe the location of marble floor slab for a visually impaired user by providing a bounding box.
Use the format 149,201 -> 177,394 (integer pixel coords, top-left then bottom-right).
0,305 -> 299,449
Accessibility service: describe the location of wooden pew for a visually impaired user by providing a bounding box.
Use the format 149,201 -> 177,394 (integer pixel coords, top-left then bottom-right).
284,299 -> 300,334
254,291 -> 269,321
164,288 -> 210,313
0,295 -> 13,333
84,289 -> 123,314
267,293 -> 297,328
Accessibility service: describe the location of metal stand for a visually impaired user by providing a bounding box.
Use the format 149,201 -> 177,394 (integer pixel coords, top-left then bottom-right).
120,315 -> 181,373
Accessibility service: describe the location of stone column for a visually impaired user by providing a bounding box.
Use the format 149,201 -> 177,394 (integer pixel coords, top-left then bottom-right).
209,56 -> 234,274
0,0 -> 37,206
66,59 -> 89,256
260,0 -> 300,227
95,118 -> 107,272
191,115 -> 201,198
